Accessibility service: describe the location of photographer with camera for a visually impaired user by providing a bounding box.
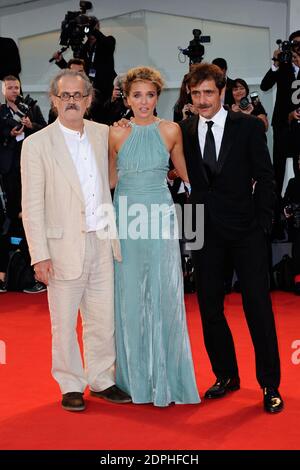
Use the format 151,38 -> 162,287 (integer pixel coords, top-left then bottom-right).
286,47 -> 300,178
260,30 -> 300,196
283,156 -> 300,295
231,78 -> 268,131
52,9 -> 116,104
173,73 -> 198,123
0,75 -> 46,235
102,73 -> 133,125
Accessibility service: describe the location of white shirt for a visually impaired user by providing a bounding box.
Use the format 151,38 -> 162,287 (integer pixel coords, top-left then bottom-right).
58,120 -> 108,232
198,106 -> 228,159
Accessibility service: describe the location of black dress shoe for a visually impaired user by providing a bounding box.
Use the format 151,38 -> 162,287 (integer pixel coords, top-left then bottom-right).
294,282 -> 300,296
90,385 -> 132,403
263,387 -> 284,413
205,376 -> 240,399
62,392 -> 85,411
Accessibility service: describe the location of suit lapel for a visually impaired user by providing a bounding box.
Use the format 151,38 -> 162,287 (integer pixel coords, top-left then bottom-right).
187,116 -> 209,184
216,111 -> 237,175
50,120 -> 85,204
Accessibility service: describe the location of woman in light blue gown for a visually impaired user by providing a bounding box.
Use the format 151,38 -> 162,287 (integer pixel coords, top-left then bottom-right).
109,66 -> 200,407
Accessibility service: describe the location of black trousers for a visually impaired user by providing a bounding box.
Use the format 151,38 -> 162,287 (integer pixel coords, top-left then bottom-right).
0,234 -> 10,273
290,228 -> 300,276
192,224 -> 281,389
273,125 -> 290,196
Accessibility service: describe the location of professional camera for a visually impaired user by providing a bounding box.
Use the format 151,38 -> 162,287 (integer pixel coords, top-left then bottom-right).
58,1 -> 97,58
275,39 -> 300,64
0,94 -> 37,131
239,97 -> 251,110
239,92 -> 260,110
285,203 -> 300,229
178,29 -> 211,65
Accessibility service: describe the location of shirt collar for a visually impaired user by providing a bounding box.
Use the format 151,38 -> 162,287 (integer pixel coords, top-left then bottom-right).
199,105 -> 227,129
58,119 -> 85,139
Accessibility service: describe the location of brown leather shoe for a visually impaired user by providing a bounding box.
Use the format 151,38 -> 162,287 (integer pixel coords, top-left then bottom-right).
62,392 -> 85,411
90,385 -> 131,403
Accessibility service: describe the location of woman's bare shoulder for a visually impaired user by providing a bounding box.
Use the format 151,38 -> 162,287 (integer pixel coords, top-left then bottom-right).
159,120 -> 181,136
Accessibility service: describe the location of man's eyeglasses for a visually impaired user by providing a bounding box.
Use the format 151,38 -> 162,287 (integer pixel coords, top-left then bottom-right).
55,92 -> 89,101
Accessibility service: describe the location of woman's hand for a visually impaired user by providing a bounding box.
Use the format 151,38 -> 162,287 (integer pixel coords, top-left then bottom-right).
113,118 -> 131,128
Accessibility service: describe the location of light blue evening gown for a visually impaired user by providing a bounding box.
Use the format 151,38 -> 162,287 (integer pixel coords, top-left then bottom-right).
113,121 -> 200,406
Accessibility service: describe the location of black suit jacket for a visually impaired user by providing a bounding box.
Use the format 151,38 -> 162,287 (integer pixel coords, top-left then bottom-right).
224,76 -> 235,106
260,63 -> 299,127
0,37 -> 21,80
180,110 -> 275,240
0,103 -> 46,174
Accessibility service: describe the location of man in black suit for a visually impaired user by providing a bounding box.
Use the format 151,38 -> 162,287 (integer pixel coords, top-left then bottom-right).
179,63 -> 283,413
260,30 -> 300,196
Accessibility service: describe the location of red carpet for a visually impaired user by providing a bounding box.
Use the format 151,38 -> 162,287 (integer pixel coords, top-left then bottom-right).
0,291 -> 299,450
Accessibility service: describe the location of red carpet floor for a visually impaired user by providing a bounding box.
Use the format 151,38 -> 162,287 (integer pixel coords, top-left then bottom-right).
0,290 -> 299,450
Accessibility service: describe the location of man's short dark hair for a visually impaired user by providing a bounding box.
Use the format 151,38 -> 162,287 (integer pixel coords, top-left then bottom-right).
67,58 -> 85,68
212,58 -> 228,71
186,63 -> 226,92
289,30 -> 300,42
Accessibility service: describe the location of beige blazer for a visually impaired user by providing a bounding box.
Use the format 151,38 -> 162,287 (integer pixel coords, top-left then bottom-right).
21,119 -> 121,280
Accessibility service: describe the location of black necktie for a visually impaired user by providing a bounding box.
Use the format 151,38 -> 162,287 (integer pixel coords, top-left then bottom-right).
203,121 -> 217,179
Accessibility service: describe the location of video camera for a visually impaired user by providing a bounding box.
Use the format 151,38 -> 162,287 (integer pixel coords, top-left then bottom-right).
178,29 -> 211,65
275,39 -> 300,64
1,94 -> 37,131
285,203 -> 300,229
55,1 -> 97,59
239,91 -> 260,111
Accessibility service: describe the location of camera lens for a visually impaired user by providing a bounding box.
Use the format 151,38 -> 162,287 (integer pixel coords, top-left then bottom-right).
239,97 -> 250,110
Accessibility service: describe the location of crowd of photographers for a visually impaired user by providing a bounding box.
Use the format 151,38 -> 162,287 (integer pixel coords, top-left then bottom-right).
1,22 -> 300,294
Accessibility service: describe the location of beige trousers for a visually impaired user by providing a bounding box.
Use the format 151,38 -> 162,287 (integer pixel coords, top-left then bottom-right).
47,232 -> 115,394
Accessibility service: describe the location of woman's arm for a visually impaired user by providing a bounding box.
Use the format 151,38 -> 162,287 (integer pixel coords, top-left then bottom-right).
166,123 -> 189,183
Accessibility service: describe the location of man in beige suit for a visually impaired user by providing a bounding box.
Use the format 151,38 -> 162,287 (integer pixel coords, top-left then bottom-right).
21,69 -> 131,411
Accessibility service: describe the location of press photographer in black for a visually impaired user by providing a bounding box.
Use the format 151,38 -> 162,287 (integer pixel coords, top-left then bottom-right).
287,47 -> 300,175
260,30 -> 300,196
0,75 -> 46,226
102,73 -> 133,125
231,78 -> 268,131
52,16 -> 116,103
283,156 -> 300,295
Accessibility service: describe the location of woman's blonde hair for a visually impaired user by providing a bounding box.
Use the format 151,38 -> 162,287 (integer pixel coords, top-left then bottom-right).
123,66 -> 164,97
